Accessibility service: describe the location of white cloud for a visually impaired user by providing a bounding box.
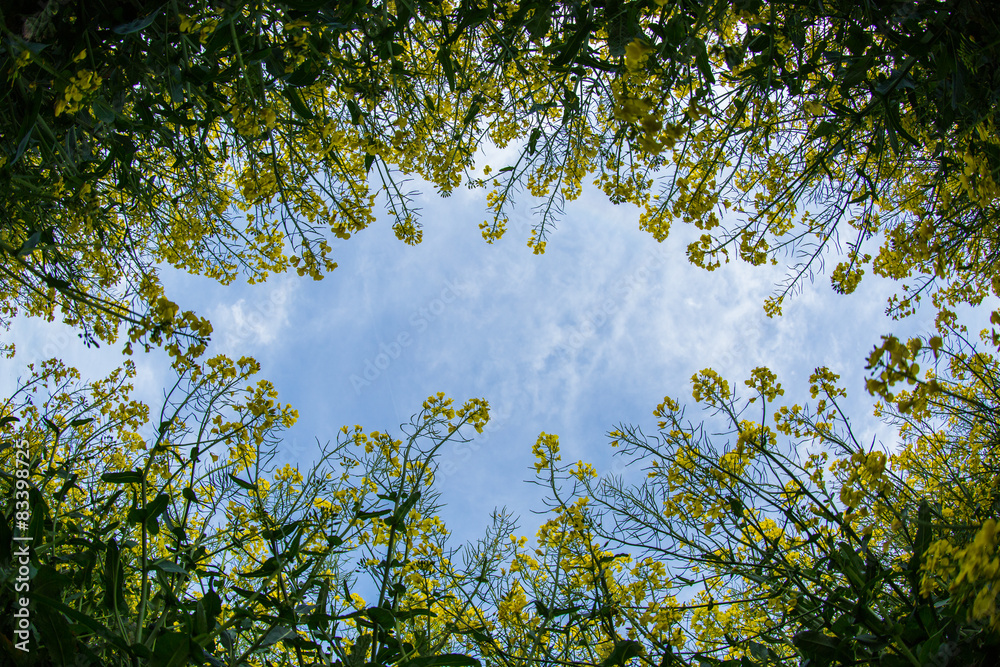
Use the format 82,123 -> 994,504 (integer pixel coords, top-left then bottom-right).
207,277 -> 296,353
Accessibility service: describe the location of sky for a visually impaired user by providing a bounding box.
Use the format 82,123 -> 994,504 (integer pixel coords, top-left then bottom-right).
2,158 -> 984,554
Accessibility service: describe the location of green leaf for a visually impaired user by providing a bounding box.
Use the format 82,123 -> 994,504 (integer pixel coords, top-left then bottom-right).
13,95 -> 41,164
112,8 -> 163,35
150,631 -> 190,667
908,499 -> 933,593
368,606 -> 396,629
813,120 -> 837,139
462,100 -> 482,126
262,521 -> 301,541
747,34 -> 770,53
16,231 -> 43,257
346,99 -> 363,125
438,46 -> 457,91
92,98 -> 116,124
152,560 -> 189,575
394,608 -> 437,621
389,490 -> 421,526
528,128 -> 541,155
728,497 -> 744,517
258,626 -> 293,650
32,592 -> 129,650
693,39 -> 716,84
404,654 -> 482,667
282,87 -> 315,120
103,538 -> 128,612
551,20 -> 595,68
27,487 -> 47,542
202,588 -> 223,618
146,493 -> 170,520
101,470 -> 144,485
601,640 -> 644,667
239,556 -> 281,578
228,474 -> 257,491
792,629 -> 838,659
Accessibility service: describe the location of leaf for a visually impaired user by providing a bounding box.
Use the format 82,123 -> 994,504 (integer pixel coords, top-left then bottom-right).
282,87 -> 315,120
364,153 -> 376,174
527,128 -> 541,155
0,416 -> 19,427
747,642 -> 770,661
388,490 -> 421,527
404,654 -> 482,667
227,474 -> 257,491
238,556 -> 281,578
526,5 -> 552,43
462,100 -> 481,126
17,231 -> 43,257
258,626 -> 293,650
146,493 -> 171,520
601,640 -> 644,667
394,607 -> 437,621
13,96 -> 40,164
346,99 -> 363,125
113,8 -> 163,35
42,275 -> 70,290
792,629 -> 838,658
202,589 -> 222,618
693,39 -> 715,84
368,606 -> 396,629
724,44 -> 745,69
813,120 -> 837,139
747,34 -> 770,53
150,632 -> 190,667
262,521 -> 301,541
33,602 -> 77,667
53,473 -> 80,502
728,497 -> 744,517
438,46 -> 457,91
103,538 -> 128,612
152,560 -> 189,575
92,98 -> 116,124
101,470 -> 144,485
32,592 -> 129,650
551,20 -> 595,68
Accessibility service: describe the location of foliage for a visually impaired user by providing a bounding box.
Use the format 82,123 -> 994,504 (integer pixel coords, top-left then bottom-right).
507,321 -> 1000,666
4,0 -> 998,354
1,1 -> 999,666
0,358 -> 492,666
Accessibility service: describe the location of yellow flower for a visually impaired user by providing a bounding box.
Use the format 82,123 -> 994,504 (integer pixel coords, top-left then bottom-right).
624,38 -> 654,71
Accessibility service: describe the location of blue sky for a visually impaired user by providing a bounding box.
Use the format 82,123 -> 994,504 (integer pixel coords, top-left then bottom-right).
3,164 -> 980,549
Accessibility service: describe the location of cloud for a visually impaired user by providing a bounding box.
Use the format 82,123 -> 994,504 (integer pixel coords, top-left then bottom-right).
208,277 -> 295,353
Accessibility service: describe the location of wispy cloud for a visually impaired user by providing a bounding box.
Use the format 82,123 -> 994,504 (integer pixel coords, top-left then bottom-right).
3,165 -> 977,548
